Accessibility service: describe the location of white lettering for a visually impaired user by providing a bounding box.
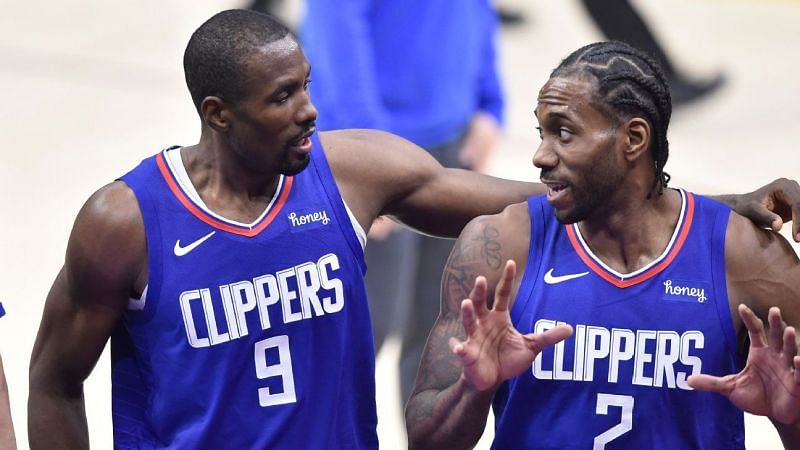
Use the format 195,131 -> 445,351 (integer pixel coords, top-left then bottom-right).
288,210 -> 331,227
179,254 -> 347,348
532,319 -> 703,392
663,280 -> 707,303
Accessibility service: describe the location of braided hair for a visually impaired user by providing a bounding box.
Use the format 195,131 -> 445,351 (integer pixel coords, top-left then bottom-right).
551,41 -> 672,196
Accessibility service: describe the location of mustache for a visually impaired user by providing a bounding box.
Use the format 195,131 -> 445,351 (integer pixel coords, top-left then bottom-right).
292,121 -> 316,141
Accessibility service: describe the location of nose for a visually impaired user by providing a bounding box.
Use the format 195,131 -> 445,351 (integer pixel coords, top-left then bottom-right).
532,139 -> 557,170
296,90 -> 318,124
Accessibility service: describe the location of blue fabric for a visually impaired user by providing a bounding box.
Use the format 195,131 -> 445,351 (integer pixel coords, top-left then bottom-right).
112,136 -> 376,449
301,0 -> 503,148
491,192 -> 745,449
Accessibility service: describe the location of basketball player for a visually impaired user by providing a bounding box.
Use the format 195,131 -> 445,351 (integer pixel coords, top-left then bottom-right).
406,42 -> 800,449
27,11 -> 799,449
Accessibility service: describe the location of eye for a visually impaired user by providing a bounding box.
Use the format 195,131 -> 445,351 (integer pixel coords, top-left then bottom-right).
535,126 -> 543,140
303,78 -> 312,90
558,128 -> 573,140
275,93 -> 290,104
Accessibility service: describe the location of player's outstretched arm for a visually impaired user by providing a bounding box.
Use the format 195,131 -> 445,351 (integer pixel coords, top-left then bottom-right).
405,210 -> 571,450
713,177 -> 800,242
321,130 -> 547,239
28,182 -> 145,450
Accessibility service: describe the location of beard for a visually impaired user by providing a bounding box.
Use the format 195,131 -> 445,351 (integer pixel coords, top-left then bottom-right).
551,141 -> 625,224
279,152 -> 311,176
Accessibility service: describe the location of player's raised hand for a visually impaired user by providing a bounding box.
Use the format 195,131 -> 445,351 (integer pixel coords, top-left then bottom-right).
688,305 -> 800,424
449,260 -> 573,392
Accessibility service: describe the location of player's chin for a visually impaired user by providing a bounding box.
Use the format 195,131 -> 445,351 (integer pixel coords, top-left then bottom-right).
281,154 -> 311,176
553,206 -> 583,225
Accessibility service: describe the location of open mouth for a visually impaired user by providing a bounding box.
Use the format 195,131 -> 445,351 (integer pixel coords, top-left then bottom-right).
542,180 -> 570,205
289,129 -> 315,151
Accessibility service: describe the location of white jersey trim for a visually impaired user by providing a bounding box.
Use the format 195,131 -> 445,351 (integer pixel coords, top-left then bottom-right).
164,147 -> 283,229
571,188 -> 687,280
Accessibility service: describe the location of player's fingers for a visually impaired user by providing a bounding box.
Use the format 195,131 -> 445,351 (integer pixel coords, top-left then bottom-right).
746,201 -> 783,232
739,304 -> 767,348
687,373 -> 735,395
493,260 -> 516,312
794,356 -> 800,385
461,299 -> 478,337
449,336 -> 466,358
774,178 -> 800,241
524,324 -> 573,354
792,191 -> 800,242
469,276 -> 489,319
768,307 -> 785,352
783,326 -> 798,367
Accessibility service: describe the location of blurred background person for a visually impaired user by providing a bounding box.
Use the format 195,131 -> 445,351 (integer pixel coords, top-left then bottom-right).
300,0 -> 505,409
580,0 -> 725,106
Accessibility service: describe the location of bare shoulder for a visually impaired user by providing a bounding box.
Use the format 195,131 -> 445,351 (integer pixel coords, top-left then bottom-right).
67,180 -> 146,297
442,202 -> 531,313
726,211 -> 800,325
726,211 -> 798,275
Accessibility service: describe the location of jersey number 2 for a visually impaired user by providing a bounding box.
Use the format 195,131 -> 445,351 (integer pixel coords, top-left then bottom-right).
254,335 -> 297,406
593,393 -> 634,450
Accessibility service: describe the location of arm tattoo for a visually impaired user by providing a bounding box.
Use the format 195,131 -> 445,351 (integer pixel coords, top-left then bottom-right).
442,221 -> 504,313
476,224 -> 503,270
409,220 -> 506,427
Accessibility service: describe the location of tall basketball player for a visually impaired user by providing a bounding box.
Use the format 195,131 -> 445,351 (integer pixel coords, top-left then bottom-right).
407,42 -> 800,449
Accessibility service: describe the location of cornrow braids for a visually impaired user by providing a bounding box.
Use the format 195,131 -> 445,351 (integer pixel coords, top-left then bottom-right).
551,41 -> 673,196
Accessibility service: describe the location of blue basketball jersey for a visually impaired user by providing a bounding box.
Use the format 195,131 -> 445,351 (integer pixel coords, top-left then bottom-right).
492,191 -> 744,449
112,134 -> 377,449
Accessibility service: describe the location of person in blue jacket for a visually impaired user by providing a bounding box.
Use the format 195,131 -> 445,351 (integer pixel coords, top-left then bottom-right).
302,0 -> 505,406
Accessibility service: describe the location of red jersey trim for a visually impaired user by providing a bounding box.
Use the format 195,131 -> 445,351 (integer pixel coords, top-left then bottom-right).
155,151 -> 293,237
565,191 -> 695,288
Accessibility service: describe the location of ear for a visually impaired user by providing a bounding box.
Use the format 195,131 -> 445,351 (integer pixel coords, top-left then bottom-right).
201,96 -> 232,132
622,117 -> 651,162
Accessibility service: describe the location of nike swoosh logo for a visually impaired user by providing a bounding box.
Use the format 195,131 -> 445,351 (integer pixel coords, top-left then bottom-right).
543,268 -> 589,284
174,231 -> 216,256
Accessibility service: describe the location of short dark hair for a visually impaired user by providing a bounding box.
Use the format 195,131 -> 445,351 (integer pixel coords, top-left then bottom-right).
183,9 -> 292,115
551,41 -> 672,196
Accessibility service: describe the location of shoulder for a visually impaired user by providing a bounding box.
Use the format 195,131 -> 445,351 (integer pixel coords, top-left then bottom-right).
725,211 -> 794,270
458,202 -> 530,271
725,211 -> 800,323
66,181 -> 146,292
75,181 -> 144,242
443,202 -> 530,308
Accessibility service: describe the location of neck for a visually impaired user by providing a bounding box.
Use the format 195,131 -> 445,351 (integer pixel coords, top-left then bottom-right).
179,131 -> 281,223
577,184 -> 681,275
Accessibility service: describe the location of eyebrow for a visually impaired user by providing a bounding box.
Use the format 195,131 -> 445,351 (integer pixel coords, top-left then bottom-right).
271,79 -> 299,95
537,110 -> 572,123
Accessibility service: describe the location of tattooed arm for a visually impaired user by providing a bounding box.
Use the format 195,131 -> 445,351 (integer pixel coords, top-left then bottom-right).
405,204 -> 572,449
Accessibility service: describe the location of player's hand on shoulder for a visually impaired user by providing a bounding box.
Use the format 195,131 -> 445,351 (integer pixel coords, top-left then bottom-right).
727,178 -> 800,242
688,305 -> 800,424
